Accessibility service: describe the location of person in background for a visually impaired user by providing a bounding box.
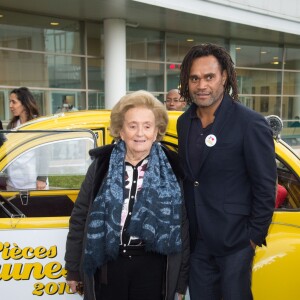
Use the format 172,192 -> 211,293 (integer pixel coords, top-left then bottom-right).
65,90 -> 189,300
6,87 -> 47,190
56,97 -> 78,113
7,87 -> 39,129
275,184 -> 288,208
165,89 -> 186,111
177,43 -> 277,300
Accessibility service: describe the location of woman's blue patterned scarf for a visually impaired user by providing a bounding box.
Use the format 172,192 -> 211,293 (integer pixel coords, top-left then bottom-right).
83,140 -> 182,275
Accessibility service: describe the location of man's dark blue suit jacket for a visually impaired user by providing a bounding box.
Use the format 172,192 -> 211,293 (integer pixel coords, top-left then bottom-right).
177,95 -> 277,255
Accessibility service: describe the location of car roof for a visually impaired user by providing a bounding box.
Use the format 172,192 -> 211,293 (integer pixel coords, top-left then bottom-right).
19,110 -> 112,131
9,109 -> 300,178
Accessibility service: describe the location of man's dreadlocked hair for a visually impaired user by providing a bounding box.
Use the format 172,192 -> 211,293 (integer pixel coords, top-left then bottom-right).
179,43 -> 239,105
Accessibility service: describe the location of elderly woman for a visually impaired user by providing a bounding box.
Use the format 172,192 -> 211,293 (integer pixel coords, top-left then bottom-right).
65,90 -> 189,300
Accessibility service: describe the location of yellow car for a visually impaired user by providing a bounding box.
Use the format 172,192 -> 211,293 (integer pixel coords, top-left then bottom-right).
0,111 -> 299,300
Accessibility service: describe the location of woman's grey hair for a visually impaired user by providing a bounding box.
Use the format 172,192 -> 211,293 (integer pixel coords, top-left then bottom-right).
110,90 -> 168,141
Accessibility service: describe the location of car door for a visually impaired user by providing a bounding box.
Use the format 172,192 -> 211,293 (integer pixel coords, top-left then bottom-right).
252,140 -> 300,300
0,130 -> 96,299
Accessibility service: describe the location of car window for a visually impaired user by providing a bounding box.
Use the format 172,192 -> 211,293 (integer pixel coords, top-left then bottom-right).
276,157 -> 300,209
0,131 -> 95,191
0,130 -> 96,218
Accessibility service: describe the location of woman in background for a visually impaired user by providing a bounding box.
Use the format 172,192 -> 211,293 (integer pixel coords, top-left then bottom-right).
7,87 -> 39,129
6,87 -> 47,190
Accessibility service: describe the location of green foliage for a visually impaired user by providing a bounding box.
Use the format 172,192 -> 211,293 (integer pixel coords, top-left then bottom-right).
48,175 -> 85,189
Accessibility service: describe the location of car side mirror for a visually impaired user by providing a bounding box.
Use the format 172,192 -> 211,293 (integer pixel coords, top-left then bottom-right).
265,115 -> 283,141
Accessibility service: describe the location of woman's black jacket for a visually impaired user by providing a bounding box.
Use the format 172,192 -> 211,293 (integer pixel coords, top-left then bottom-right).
65,143 -> 189,300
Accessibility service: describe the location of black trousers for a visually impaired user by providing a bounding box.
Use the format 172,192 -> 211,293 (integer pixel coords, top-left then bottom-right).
101,251 -> 165,300
189,239 -> 255,300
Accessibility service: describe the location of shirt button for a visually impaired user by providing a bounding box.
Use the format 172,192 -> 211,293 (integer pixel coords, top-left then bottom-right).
131,196 -> 134,198
194,181 -> 199,187
123,250 -> 126,253
129,212 -> 132,215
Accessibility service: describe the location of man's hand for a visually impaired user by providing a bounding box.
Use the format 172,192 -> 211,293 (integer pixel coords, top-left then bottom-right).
250,240 -> 257,250
66,280 -> 78,294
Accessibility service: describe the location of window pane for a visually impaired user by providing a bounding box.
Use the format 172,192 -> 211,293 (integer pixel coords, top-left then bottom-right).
0,49 -> 48,87
166,32 -> 226,63
282,96 -> 300,121
0,50 -> 84,88
237,69 -> 282,96
239,96 -> 281,116
234,42 -> 283,69
88,92 -> 105,109
32,91 -> 46,116
88,58 -> 104,90
48,55 -> 83,89
87,22 -> 103,57
155,93 -> 165,104
285,47 -> 300,70
167,63 -> 181,91
127,61 -> 164,92
0,10 -> 81,54
126,28 -> 164,61
283,71 -> 300,95
51,91 -> 86,113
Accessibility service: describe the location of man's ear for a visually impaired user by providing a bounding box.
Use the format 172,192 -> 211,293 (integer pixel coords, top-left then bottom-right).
222,70 -> 228,86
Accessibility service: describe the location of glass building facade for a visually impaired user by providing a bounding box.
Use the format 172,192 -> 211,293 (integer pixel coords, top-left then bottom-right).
1,10 -> 300,129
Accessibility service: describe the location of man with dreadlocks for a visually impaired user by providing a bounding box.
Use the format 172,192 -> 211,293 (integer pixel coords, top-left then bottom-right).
177,43 -> 277,300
